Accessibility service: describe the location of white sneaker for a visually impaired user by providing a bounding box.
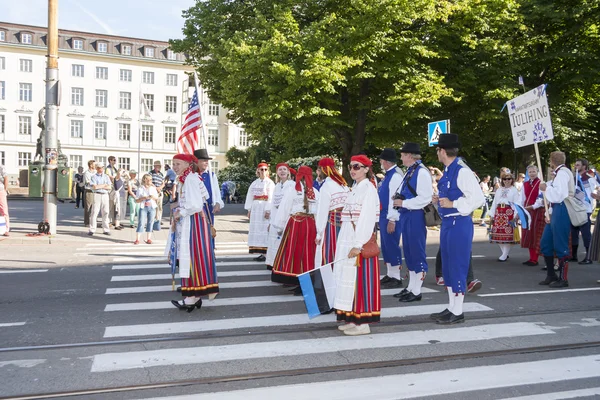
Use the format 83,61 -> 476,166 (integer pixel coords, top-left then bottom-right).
337,323 -> 355,331
343,324 -> 371,336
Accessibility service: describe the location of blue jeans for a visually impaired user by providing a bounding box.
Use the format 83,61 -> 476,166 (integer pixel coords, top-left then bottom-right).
137,206 -> 156,233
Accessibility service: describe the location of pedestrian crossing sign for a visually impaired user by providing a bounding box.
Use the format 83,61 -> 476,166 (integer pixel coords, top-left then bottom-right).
428,120 -> 450,147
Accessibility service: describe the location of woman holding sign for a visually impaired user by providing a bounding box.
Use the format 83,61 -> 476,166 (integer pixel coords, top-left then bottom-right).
334,155 -> 381,336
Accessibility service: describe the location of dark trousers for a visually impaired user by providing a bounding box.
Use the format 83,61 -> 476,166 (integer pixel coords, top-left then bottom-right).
84,190 -> 94,226
435,248 -> 474,283
571,213 -> 592,249
76,186 -> 84,208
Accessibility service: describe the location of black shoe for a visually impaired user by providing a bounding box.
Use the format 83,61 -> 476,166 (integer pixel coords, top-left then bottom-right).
540,266 -> 547,271
293,286 -> 303,296
549,279 -> 569,288
176,286 -> 182,292
523,260 -> 539,266
70,200 -> 76,203
539,276 -> 559,285
578,259 -> 593,265
171,299 -> 202,312
266,265 -> 273,270
254,254 -> 266,262
130,224 -> 135,228
103,231 -> 111,236
436,312 -> 465,325
382,277 -> 403,289
380,275 -> 392,284
430,309 -> 451,320
399,292 -> 422,302
87,232 -> 94,236
497,256 -> 509,262
393,288 -> 409,298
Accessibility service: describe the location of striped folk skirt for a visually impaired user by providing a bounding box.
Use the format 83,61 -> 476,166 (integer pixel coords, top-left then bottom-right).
180,212 -> 219,297
336,254 -> 381,325
271,213 -> 317,285
521,207 -> 546,254
320,209 -> 342,266
491,204 -> 519,244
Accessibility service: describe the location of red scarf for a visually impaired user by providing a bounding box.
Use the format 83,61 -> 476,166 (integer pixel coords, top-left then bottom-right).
523,178 -> 540,206
178,166 -> 194,184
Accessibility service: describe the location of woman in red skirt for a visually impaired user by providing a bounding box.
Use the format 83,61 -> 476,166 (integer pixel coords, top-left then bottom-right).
270,166 -> 319,295
488,171 -> 522,261
520,165 -> 546,266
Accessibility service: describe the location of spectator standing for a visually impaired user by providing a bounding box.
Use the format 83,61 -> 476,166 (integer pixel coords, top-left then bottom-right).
0,164 -> 10,236
488,171 -> 521,262
88,163 -> 111,236
135,174 -> 159,244
74,167 -> 85,209
570,158 -> 597,264
113,169 -> 125,230
105,156 -> 118,226
515,173 -> 525,193
479,175 -> 491,227
125,170 -> 140,228
83,160 -> 96,226
149,161 -> 166,229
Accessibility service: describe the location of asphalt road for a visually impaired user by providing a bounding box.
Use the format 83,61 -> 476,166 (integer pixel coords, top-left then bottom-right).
1,200 -> 600,399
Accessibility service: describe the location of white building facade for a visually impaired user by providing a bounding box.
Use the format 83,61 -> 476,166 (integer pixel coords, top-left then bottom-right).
0,22 -> 248,180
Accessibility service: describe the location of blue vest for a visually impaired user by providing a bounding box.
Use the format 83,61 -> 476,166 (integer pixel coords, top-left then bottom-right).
437,158 -> 464,217
378,167 -> 397,215
399,161 -> 422,203
202,171 -> 213,206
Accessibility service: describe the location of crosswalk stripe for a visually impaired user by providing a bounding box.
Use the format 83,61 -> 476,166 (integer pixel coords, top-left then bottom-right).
0,322 -> 26,328
105,281 -> 277,294
111,270 -> 272,281
103,303 -> 492,338
0,270 -> 48,274
91,321 -> 552,372
103,288 -> 438,312
479,287 -> 600,297
131,355 -> 600,400
501,388 -> 600,400
111,261 -> 263,270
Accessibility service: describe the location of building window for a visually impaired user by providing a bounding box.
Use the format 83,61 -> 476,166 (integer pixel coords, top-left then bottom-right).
21,33 -> 32,44
96,66 -> 108,80
166,74 -> 178,86
0,81 -> 5,100
143,71 -> 154,84
73,39 -> 83,50
165,96 -> 177,113
19,116 -> 32,135
94,156 -> 107,165
0,115 -> 5,133
18,152 -> 32,166
71,87 -> 84,106
208,128 -> 219,146
72,64 -> 84,77
145,47 -> 155,58
19,83 -> 32,102
122,45 -> 132,55
143,94 -> 154,112
141,158 -> 153,172
210,161 -> 219,174
0,31 -> 5,41
70,120 -> 83,138
97,42 -> 107,53
167,50 -> 177,60
20,59 -> 33,72
0,56 -> 5,69
69,155 -> 83,170
0,151 -> 4,166
118,123 -> 131,141
119,92 -> 131,110
118,157 -> 131,171
120,69 -> 132,82
141,125 -> 153,142
208,104 -> 220,116
239,129 -> 248,147
164,126 -> 176,144
95,89 -> 108,108
94,121 -> 107,140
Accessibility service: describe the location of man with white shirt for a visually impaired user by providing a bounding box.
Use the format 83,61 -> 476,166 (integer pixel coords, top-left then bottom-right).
83,160 -> 96,226
570,158 -> 597,264
430,134 -> 484,324
377,148 -> 404,289
539,151 -> 571,288
88,163 -> 112,236
392,143 -> 433,302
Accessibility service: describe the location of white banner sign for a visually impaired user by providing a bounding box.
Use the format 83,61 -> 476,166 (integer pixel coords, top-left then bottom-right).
507,84 -> 554,148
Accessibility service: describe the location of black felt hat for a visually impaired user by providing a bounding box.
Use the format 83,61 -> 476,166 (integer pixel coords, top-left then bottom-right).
378,148 -> 398,163
399,142 -> 421,155
436,133 -> 460,149
193,148 -> 212,160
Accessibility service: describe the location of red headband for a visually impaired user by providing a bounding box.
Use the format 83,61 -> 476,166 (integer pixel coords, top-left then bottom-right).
173,153 -> 198,164
350,155 -> 372,167
258,162 -> 268,169
276,163 -> 290,171
295,165 -> 315,200
318,157 -> 335,168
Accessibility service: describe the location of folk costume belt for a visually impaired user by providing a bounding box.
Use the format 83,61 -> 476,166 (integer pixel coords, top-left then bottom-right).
254,195 -> 269,201
291,212 -> 314,222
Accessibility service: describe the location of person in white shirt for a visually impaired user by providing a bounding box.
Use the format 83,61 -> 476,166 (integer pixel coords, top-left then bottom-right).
488,171 -> 522,261
245,162 -> 275,260
539,151 -> 571,288
135,174 -> 159,244
570,158 -> 597,264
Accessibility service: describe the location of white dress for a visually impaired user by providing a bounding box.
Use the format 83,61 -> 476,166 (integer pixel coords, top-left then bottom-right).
265,180 -> 296,266
244,177 -> 275,253
314,177 -> 349,266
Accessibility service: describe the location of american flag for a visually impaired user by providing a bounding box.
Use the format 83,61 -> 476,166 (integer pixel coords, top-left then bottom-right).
177,89 -> 201,154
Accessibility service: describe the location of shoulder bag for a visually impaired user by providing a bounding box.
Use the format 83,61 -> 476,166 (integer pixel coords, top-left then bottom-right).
561,168 -> 588,227
404,165 -> 442,227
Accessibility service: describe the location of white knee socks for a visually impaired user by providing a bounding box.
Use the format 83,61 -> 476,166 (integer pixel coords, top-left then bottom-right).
387,263 -> 401,280
451,293 -> 464,315
499,244 -> 511,260
447,287 -> 455,310
407,271 -> 416,292
411,272 -> 425,295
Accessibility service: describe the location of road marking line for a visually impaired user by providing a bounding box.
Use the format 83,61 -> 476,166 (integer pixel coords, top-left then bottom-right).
0,270 -> 48,274
500,387 -> 600,399
105,281 -> 278,294
478,287 -> 600,297
0,322 -> 26,327
111,270 -> 272,281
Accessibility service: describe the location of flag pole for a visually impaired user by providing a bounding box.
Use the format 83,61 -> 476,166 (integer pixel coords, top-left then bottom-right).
193,72 -> 209,153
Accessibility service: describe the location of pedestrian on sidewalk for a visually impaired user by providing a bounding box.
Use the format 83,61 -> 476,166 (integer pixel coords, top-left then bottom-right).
334,155 -> 381,336
520,165 -> 545,266
488,171 -> 521,262
106,156 -> 118,226
74,166 -> 85,209
149,161 -> 165,231
113,169 -> 126,230
0,164 -> 10,236
264,163 -> 295,270
245,161 -> 275,261
125,170 -> 140,228
134,174 -> 158,244
88,163 -> 111,236
83,160 -> 96,226
168,153 -> 219,313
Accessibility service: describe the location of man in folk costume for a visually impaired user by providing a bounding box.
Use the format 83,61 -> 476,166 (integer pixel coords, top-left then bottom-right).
167,153 -> 219,313
245,162 -> 275,260
270,166 -> 319,295
335,155 -> 381,336
431,134 -> 484,324
377,148 -> 405,290
314,157 -> 349,267
391,143 -> 433,302
539,151 -> 573,288
265,163 -> 296,270
521,165 -> 545,266
194,148 -> 224,242
570,158 -> 597,264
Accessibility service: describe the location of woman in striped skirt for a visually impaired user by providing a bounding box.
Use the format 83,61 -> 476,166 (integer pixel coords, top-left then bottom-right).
334,155 -> 381,336
167,153 -> 219,313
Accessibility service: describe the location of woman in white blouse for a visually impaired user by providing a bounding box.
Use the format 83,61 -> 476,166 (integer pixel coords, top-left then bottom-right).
245,162 -> 275,260
135,173 -> 159,245
488,172 -> 522,261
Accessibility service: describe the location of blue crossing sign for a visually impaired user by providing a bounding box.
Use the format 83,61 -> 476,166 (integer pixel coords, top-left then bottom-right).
428,120 -> 450,147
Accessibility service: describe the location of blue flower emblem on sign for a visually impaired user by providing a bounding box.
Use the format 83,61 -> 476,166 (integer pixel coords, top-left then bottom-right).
533,122 -> 548,143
